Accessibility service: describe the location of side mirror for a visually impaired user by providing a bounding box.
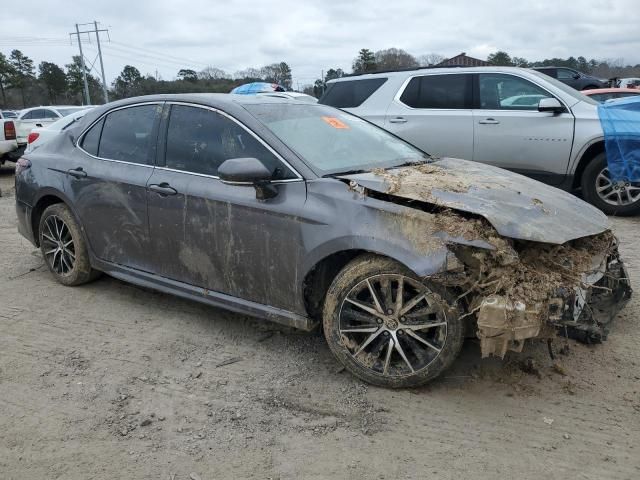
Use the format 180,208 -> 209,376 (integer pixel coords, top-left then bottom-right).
538,98 -> 564,114
218,157 -> 272,184
218,157 -> 278,199
573,73 -> 581,79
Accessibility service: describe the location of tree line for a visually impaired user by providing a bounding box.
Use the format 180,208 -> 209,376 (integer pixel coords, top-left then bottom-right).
2,46 -> 639,109
0,48 -> 293,109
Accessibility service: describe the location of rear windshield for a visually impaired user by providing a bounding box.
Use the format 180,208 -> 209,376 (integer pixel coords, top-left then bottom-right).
319,78 -> 387,108
244,103 -> 429,175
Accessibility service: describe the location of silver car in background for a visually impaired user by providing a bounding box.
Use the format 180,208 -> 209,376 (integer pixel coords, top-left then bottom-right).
321,66 -> 640,215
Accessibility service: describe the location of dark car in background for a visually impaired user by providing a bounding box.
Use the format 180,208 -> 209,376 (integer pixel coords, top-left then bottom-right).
13,94 -> 631,388
533,67 -> 605,90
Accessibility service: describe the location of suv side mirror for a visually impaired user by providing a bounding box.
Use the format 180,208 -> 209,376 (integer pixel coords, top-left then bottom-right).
573,73 -> 581,79
218,157 -> 278,199
538,98 -> 564,114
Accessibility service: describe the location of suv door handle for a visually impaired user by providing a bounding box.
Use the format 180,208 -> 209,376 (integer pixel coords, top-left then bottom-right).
388,117 -> 407,124
149,183 -> 178,196
478,118 -> 500,125
67,167 -> 87,178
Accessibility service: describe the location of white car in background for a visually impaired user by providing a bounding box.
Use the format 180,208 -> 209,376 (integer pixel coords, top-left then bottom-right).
25,108 -> 94,153
16,106 -> 92,146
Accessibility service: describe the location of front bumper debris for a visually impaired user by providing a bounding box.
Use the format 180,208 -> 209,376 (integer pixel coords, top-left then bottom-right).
476,250 -> 632,357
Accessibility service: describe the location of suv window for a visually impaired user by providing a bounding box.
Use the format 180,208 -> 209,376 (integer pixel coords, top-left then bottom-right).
98,105 -> 159,164
81,118 -> 105,156
165,105 -> 294,179
400,74 -> 472,109
557,69 -> 577,80
478,74 -> 553,110
320,78 -> 387,108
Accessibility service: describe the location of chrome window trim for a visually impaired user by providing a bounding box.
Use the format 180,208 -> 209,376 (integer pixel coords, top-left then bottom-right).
76,101 -> 163,166
393,71 -> 569,112
164,101 -> 303,181
153,165 -> 302,185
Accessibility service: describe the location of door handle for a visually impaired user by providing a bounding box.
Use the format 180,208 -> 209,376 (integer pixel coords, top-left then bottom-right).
389,117 -> 408,124
35,123 -> 43,127
478,118 -> 500,125
149,183 -> 178,196
67,167 -> 87,178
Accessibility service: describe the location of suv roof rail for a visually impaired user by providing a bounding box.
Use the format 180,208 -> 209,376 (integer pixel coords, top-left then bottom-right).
340,64 -> 473,78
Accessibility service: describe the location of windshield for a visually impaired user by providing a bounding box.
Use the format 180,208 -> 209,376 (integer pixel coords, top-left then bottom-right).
528,69 -> 599,106
243,103 -> 429,175
56,107 -> 88,117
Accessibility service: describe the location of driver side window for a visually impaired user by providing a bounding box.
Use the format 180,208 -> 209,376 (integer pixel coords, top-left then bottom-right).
164,105 -> 295,179
478,74 -> 554,111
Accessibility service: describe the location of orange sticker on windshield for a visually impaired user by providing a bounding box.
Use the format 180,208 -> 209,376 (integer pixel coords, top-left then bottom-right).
321,116 -> 350,129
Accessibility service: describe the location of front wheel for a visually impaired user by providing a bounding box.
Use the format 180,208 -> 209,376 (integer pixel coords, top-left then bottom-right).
39,203 -> 100,286
323,255 -> 464,388
581,152 -> 640,216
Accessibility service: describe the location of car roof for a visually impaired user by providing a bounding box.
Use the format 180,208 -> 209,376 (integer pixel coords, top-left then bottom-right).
326,66 -> 543,83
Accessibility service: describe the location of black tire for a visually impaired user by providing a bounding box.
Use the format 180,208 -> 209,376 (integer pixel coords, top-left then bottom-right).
39,203 -> 100,286
323,254 -> 464,388
581,152 -> 640,216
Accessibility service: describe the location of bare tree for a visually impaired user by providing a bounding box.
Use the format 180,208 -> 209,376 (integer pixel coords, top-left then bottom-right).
417,53 -> 446,66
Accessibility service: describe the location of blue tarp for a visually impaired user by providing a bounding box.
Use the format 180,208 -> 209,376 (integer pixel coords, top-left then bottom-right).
597,96 -> 640,182
230,82 -> 285,94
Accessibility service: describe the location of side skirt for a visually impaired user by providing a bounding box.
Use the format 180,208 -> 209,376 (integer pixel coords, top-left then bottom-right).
92,258 -> 318,331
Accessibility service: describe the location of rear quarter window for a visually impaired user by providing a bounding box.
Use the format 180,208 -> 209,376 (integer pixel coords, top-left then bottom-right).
319,78 -> 387,108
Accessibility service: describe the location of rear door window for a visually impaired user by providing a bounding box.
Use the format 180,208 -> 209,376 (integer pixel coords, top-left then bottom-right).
399,74 -> 472,109
164,105 -> 294,179
319,78 -> 387,108
42,109 -> 59,119
98,105 -> 160,164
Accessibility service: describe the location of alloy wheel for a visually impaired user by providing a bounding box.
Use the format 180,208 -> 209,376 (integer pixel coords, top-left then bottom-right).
338,274 -> 447,377
595,167 -> 640,206
41,215 -> 76,275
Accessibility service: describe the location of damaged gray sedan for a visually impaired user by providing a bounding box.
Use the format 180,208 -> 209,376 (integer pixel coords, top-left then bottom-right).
14,94 -> 632,388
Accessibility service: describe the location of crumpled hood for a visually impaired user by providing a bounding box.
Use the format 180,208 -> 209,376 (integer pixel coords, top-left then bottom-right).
340,158 -> 609,244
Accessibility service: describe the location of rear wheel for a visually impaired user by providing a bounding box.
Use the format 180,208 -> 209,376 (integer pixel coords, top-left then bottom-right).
581,152 -> 640,216
39,203 -> 100,286
323,255 -> 463,388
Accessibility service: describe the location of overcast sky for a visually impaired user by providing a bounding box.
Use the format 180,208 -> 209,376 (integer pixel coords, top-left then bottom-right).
1,0 -> 639,89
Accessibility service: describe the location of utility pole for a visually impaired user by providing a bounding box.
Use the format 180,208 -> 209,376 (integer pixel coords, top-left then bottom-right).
70,22 -> 110,104
94,21 -> 108,102
73,24 -> 91,105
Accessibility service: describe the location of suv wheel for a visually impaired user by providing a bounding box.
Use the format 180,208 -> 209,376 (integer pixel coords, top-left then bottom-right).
323,255 -> 463,388
581,152 -> 640,216
39,203 -> 100,286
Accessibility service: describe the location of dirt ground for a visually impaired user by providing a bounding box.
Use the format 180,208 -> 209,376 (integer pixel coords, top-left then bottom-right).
1,162 -> 639,480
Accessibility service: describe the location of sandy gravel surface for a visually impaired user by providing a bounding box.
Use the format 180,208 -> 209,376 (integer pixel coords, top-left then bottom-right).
1,163 -> 638,480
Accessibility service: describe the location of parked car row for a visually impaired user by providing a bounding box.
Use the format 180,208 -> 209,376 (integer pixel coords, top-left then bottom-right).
0,105 -> 95,164
321,66 -> 640,215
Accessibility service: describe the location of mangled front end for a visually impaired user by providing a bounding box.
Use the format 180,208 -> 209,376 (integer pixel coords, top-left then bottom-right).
441,224 -> 632,357
341,160 -> 632,358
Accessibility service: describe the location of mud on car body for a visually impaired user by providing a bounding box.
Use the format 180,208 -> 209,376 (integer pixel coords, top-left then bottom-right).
14,94 -> 632,388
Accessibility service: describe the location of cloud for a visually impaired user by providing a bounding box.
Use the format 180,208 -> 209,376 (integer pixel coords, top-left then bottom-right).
1,0 -> 639,88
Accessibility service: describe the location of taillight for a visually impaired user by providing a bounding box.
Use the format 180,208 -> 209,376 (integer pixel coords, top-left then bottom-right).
27,132 -> 40,144
4,121 -> 16,140
15,157 -> 31,175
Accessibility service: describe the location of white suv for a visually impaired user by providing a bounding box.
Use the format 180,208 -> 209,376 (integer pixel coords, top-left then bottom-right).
321,66 -> 639,215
